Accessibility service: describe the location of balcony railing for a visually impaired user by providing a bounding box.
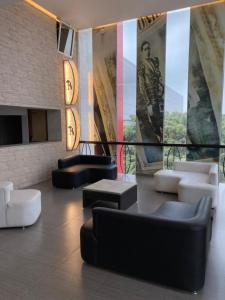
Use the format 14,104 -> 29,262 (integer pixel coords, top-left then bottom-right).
79,140 -> 225,180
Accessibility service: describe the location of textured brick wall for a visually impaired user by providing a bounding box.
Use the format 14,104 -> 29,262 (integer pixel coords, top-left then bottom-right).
0,2 -> 77,188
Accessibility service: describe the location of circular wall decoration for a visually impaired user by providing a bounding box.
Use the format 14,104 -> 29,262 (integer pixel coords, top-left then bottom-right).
64,60 -> 79,105
66,107 -> 80,150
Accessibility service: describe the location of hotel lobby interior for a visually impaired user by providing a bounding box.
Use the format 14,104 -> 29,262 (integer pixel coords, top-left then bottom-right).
0,0 -> 225,299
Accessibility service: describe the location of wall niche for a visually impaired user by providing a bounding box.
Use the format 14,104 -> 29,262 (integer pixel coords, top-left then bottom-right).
0,105 -> 61,147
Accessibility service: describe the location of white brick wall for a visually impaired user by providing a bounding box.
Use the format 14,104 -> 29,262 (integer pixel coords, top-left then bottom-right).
0,2 -> 77,188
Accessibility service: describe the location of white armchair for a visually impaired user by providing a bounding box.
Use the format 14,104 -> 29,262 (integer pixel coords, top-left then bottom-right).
154,161 -> 218,208
0,181 -> 41,228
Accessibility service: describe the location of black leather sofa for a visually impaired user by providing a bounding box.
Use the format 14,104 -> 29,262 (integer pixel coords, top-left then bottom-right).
52,155 -> 117,189
80,197 -> 212,292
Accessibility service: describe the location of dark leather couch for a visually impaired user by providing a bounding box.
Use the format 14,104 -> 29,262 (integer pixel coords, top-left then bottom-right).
52,155 -> 117,188
80,197 -> 212,292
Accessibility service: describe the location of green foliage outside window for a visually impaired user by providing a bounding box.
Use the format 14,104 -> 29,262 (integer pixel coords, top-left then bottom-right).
123,112 -> 225,178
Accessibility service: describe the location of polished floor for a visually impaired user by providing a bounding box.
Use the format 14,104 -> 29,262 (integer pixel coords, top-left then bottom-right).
0,175 -> 224,300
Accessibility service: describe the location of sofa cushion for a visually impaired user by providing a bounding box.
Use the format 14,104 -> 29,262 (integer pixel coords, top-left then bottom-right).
154,169 -> 210,194
152,201 -> 197,220
60,165 -> 87,173
61,164 -> 115,174
180,172 -> 209,184
156,170 -> 209,184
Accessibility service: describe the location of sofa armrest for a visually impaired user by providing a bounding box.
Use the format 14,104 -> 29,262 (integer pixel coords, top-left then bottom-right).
0,181 -> 14,226
0,181 -> 13,191
80,218 -> 98,265
209,164 -> 218,186
0,181 -> 13,203
58,155 -> 81,169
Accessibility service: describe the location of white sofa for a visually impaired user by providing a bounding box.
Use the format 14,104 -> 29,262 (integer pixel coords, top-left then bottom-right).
0,181 -> 41,228
154,161 -> 218,208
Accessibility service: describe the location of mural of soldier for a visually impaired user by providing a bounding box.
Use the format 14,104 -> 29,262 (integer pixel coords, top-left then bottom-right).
137,40 -> 164,144
136,15 -> 166,173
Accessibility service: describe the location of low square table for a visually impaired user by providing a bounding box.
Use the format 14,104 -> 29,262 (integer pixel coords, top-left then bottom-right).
83,179 -> 137,210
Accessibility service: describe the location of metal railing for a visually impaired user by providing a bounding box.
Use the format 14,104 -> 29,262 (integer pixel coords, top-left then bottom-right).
79,140 -> 225,179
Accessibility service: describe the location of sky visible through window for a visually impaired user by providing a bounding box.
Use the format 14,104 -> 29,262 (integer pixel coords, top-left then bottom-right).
123,19 -> 137,121
123,19 -> 137,65
165,8 -> 190,113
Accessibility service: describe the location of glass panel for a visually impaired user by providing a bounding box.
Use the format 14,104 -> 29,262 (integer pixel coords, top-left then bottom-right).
93,25 -> 117,157
123,19 -> 137,174
164,8 -> 190,168
78,29 -> 94,154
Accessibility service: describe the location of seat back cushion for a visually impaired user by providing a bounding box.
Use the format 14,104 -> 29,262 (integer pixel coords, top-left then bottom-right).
194,196 -> 212,219
80,155 -> 112,165
173,161 -> 212,174
152,201 -> 196,220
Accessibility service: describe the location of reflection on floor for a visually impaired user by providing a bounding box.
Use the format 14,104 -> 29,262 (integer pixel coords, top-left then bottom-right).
0,175 -> 224,300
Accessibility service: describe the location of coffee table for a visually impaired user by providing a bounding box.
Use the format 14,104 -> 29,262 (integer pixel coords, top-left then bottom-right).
83,179 -> 137,210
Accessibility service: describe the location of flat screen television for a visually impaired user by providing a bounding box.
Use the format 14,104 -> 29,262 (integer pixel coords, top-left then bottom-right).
0,115 -> 22,146
57,21 -> 74,58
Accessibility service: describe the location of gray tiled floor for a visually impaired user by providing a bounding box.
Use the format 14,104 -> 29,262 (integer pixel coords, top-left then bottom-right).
0,175 -> 224,300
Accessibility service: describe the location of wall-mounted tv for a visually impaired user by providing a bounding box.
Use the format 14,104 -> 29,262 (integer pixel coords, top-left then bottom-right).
57,21 -> 75,58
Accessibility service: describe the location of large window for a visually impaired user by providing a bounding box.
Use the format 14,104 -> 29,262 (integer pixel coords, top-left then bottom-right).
77,2 -> 225,180
164,8 -> 190,168
123,19 -> 137,174
78,29 -> 94,154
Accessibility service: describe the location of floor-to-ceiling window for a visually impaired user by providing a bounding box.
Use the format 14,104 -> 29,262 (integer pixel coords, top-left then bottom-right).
164,8 -> 190,168
122,19 -> 137,174
78,2 -> 225,181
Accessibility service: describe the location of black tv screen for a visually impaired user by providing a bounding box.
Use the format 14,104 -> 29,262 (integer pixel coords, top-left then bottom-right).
0,115 -> 22,146
58,22 -> 74,58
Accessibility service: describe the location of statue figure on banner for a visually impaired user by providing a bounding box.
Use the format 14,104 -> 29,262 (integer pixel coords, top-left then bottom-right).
137,40 -> 164,143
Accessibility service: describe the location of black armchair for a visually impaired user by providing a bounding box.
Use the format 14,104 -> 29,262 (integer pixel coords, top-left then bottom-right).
80,197 -> 212,292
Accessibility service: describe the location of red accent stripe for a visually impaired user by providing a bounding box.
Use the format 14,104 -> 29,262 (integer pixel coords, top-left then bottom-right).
117,22 -> 124,173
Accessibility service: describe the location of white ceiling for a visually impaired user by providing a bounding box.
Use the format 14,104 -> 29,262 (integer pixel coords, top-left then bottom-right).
34,0 -> 211,29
